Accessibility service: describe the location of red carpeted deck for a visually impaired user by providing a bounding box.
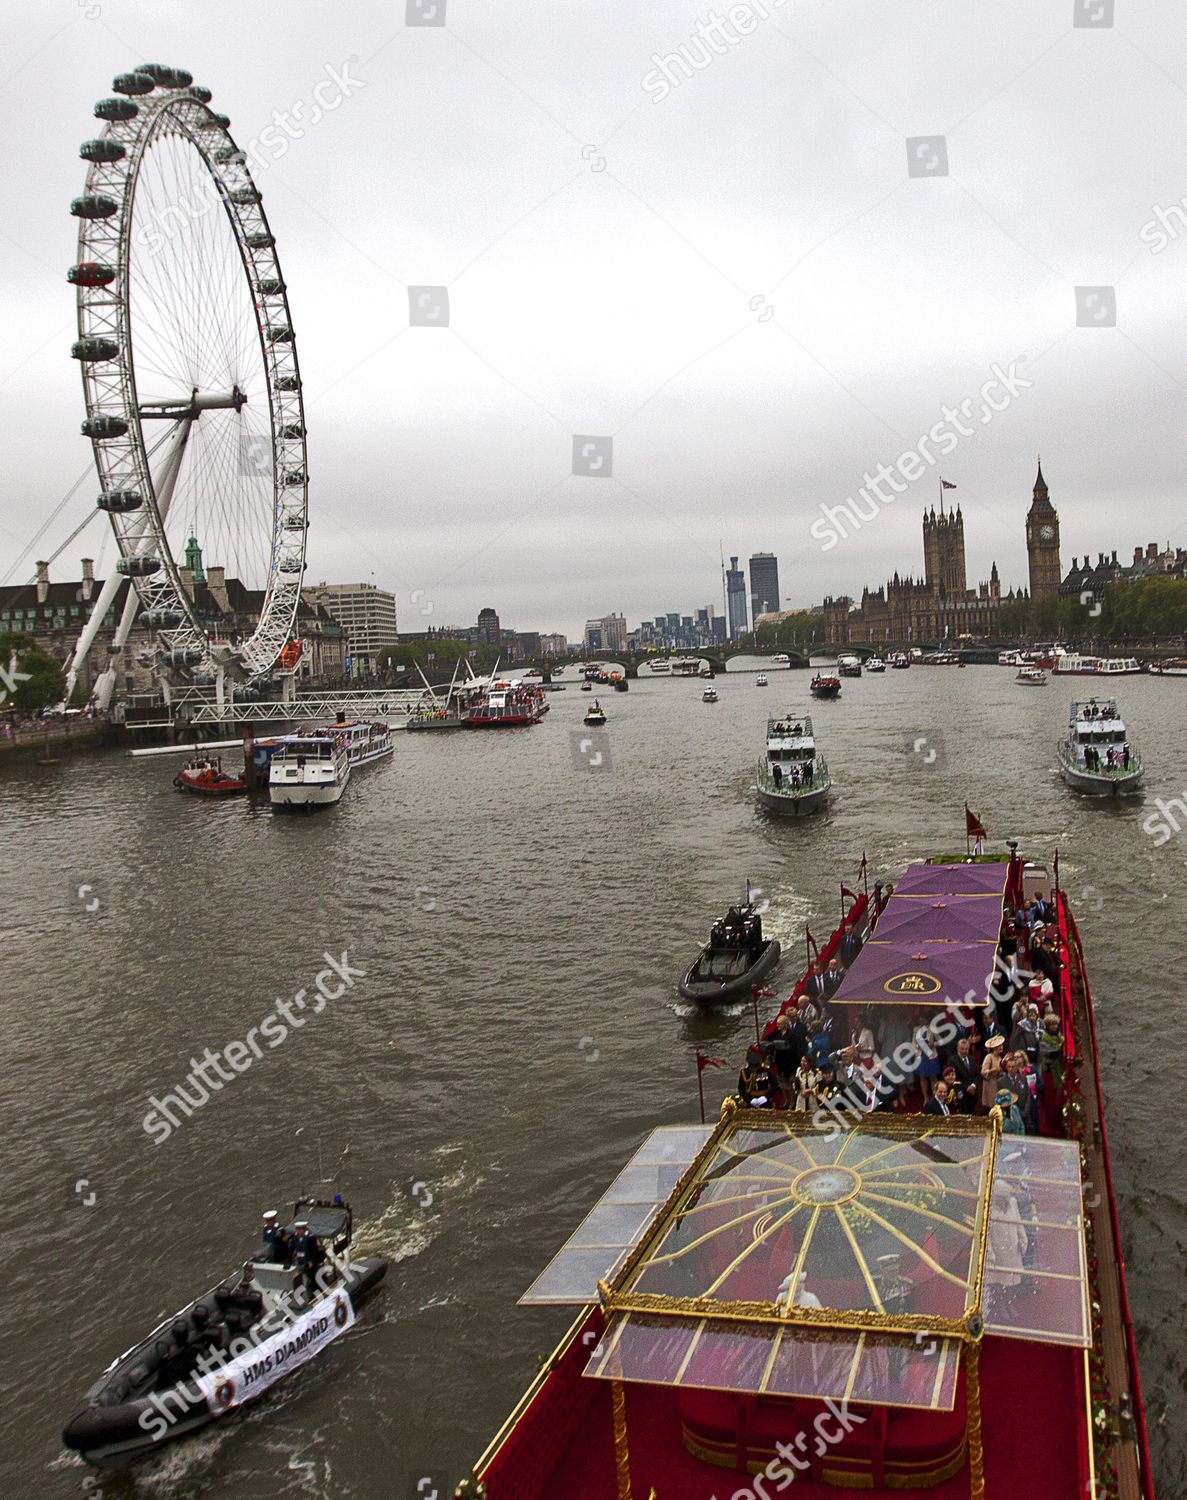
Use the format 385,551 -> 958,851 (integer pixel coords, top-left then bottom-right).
532,1340 -> 1086,1500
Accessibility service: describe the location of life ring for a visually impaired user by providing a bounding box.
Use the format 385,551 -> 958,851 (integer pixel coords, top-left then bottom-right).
214,1379 -> 235,1408
333,1296 -> 349,1328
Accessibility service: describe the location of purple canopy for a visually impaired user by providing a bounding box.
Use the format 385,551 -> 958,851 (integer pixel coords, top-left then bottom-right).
872,892 -> 1005,946
832,937 -> 998,1008
892,861 -> 1010,898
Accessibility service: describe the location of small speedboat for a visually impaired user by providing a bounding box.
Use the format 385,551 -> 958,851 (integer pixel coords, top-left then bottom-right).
1016,666 -> 1047,686
678,890 -> 781,1003
62,1196 -> 386,1470
810,673 -> 841,700
755,673 -> 768,687
173,755 -> 246,797
866,656 -> 886,673
702,686 -> 719,703
583,701 -> 607,726
580,681 -> 593,692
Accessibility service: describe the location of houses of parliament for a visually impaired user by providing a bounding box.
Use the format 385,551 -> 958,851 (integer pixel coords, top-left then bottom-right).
821,464 -> 1061,645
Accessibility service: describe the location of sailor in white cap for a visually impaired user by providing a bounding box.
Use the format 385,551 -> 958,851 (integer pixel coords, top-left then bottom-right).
262,1210 -> 292,1266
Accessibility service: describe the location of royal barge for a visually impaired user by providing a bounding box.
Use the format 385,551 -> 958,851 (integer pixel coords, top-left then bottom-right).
460,848 -> 1153,1500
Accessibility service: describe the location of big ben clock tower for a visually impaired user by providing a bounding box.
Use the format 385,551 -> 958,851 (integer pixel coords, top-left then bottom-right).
1026,459 -> 1061,600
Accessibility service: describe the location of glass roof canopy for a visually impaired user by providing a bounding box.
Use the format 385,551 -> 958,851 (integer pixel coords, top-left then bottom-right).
613,1113 -> 997,1335
520,1125 -> 714,1305
523,1107 -> 1090,1411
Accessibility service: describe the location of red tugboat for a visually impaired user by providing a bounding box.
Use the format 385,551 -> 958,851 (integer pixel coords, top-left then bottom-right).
460,846 -> 1154,1500
173,755 -> 246,797
810,673 -> 842,700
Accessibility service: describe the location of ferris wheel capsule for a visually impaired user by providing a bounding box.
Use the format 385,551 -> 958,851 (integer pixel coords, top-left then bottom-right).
112,71 -> 155,96
94,98 -> 139,123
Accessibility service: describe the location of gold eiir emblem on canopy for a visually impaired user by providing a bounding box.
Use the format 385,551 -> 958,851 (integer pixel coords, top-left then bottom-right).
884,971 -> 943,995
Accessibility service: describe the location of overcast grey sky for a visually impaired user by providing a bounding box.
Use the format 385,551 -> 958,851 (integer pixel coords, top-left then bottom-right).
4,0 -> 1187,638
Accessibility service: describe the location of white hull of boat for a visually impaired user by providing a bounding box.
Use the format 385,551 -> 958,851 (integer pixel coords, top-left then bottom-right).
755,779 -> 830,816
270,772 -> 349,808
1057,750 -> 1142,796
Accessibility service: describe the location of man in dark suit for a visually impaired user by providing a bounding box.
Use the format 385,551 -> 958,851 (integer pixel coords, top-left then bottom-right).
803,962 -> 828,1004
291,1222 -> 326,1295
769,1013 -> 806,1092
949,1039 -> 980,1115
823,957 -> 844,998
923,1081 -> 953,1116
840,919 -> 862,968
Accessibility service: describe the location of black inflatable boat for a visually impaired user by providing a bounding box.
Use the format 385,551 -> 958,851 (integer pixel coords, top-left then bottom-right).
62,1196 -> 387,1469
678,896 -> 782,1003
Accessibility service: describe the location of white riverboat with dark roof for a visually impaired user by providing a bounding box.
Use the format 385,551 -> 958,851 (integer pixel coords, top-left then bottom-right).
755,711 -> 830,815
268,717 -> 393,809
1057,698 -> 1142,795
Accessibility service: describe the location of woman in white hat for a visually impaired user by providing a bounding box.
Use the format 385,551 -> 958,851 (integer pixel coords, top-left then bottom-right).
980,1034 -> 1005,1112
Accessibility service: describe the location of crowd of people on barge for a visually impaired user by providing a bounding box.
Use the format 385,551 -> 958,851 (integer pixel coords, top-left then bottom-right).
736,883 -> 1066,1135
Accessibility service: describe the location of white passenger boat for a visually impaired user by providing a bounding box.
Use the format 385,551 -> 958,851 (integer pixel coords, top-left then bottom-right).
269,732 -> 350,809
335,718 -> 395,769
1016,665 -> 1047,686
1148,657 -> 1187,677
889,652 -> 911,669
1052,654 -> 1141,676
770,653 -> 791,667
1057,698 -> 1142,795
754,711 -> 830,815
646,658 -> 672,674
865,656 -> 886,673
268,718 -> 392,809
837,654 -> 862,677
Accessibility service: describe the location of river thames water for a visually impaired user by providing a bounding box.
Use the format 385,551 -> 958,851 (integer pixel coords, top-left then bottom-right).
1,663 -> 1183,1498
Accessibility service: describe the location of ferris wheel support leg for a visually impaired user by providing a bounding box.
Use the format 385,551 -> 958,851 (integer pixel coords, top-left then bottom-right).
92,582 -> 145,711
65,568 -> 126,704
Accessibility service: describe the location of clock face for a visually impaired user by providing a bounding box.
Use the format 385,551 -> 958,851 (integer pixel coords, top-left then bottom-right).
1039,524 -> 1055,540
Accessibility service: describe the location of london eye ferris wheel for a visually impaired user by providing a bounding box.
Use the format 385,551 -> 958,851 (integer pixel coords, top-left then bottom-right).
67,61 -> 309,700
